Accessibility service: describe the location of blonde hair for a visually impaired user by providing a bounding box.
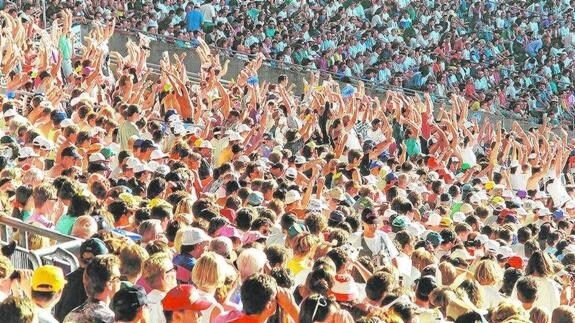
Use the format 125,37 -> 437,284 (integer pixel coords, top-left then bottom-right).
174,197 -> 195,216
292,232 -> 317,257
142,252 -> 172,286
71,215 -> 98,239
438,261 -> 458,286
474,259 -> 502,286
215,263 -> 239,304
411,248 -> 436,272
191,252 -> 226,291
0,255 -> 13,280
491,301 -> 526,323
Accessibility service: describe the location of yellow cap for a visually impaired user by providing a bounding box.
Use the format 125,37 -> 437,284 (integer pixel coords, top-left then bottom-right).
491,196 -> 505,205
485,181 -> 495,191
32,265 -> 67,292
439,217 -> 453,227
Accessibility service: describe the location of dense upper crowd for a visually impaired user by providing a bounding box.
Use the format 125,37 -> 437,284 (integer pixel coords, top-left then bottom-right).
1,1 -> 575,323
38,0 -> 575,126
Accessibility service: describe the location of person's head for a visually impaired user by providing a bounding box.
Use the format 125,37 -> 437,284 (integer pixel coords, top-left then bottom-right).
530,306 -> 550,323
142,252 -> 177,292
516,276 -> 538,306
0,296 -> 36,323
299,294 -> 340,323
83,254 -> 121,301
551,305 -> 575,323
138,219 -> 164,244
32,183 -> 56,211
111,285 -> 149,322
236,247 -> 267,281
292,232 -> 317,258
264,244 -> 288,268
241,274 -> 278,319
191,252 -> 226,292
162,284 -> 212,323
119,244 -> 149,283
30,265 -> 67,308
474,259 -> 502,286
525,250 -> 554,278
365,271 -> 394,304
416,275 -> 438,303
491,301 -> 526,323
70,215 -> 98,239
0,255 -> 14,291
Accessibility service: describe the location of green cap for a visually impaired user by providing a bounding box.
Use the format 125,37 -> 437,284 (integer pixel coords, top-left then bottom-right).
101,147 -> 115,159
461,163 -> 471,171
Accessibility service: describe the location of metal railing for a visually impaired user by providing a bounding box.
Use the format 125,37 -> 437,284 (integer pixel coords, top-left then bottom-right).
0,216 -> 81,274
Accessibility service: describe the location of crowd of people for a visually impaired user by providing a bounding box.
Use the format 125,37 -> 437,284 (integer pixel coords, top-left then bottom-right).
1,1 -> 575,323
37,0 -> 575,126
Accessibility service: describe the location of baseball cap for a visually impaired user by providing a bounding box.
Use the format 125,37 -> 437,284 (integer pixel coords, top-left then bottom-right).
32,136 -> 54,151
52,111 -> 67,123
88,152 -> 106,163
425,212 -> 441,226
284,168 -> 297,181
100,147 -> 115,159
361,208 -> 381,224
391,215 -> 409,229
426,232 -> 442,247
285,190 -> 301,205
247,191 -> 264,206
61,146 -> 82,159
198,140 -> 214,149
19,147 -> 39,159
80,238 -> 109,259
150,149 -> 169,160
215,225 -> 242,239
369,160 -> 383,170
306,198 -> 328,212
553,209 -> 566,221
162,285 -> 212,312
294,156 -> 306,165
329,210 -> 345,224
111,285 -> 148,316
31,265 -> 67,292
181,228 -> 211,246
386,172 -> 398,182
439,217 -> 453,227
506,256 -> 524,269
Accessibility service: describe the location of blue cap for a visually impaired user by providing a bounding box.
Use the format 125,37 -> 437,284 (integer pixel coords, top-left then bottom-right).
553,209 -> 566,220
53,111 -> 67,122
370,160 -> 383,170
247,191 -> 264,206
386,172 -> 398,182
133,139 -> 144,148
378,151 -> 390,162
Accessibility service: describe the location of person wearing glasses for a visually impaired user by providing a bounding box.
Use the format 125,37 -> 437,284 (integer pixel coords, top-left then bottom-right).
142,252 -> 178,323
63,254 -> 122,323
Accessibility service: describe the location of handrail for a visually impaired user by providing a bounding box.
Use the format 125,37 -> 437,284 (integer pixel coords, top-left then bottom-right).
0,216 -> 79,243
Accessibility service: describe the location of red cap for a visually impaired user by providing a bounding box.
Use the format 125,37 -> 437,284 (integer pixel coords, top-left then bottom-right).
220,208 -> 236,223
428,157 -> 439,169
498,208 -> 516,219
507,256 -> 524,269
161,285 -> 212,312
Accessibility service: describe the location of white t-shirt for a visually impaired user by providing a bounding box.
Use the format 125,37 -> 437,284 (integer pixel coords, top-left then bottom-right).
512,276 -> 560,313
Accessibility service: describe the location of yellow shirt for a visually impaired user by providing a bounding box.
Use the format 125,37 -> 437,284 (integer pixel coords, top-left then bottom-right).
287,258 -> 309,276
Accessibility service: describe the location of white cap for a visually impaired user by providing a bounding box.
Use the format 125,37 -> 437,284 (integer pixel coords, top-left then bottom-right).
285,167 -> 297,180
452,212 -> 466,223
181,228 -> 211,246
150,149 -> 168,160
237,124 -> 251,133
40,101 -> 53,109
451,248 -> 475,260
19,147 -> 38,158
406,222 -> 425,238
565,200 -> 575,209
3,109 -> 17,118
32,136 -> 54,151
172,123 -> 190,136
167,114 -> 181,123
497,246 -> 515,259
124,157 -> 140,169
539,207 -> 552,216
425,212 -> 441,226
307,198 -> 328,211
285,190 -> 301,205
294,156 -> 306,164
89,152 -> 106,163
510,160 -> 520,168
134,163 -> 152,173
227,132 -> 243,142
485,240 -> 500,253
60,119 -> 74,128
198,140 -> 213,149
89,127 -> 106,137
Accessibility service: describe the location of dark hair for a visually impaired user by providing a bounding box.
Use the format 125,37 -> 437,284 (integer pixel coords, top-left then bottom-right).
0,296 -> 36,323
365,271 -> 393,302
68,194 -> 95,218
326,247 -> 350,273
147,178 -> 167,199
235,208 -> 255,231
299,294 -> 336,323
241,274 -> 277,315
150,204 -> 172,222
83,255 -> 119,297
305,267 -> 335,296
516,276 -> 538,303
265,244 -> 288,268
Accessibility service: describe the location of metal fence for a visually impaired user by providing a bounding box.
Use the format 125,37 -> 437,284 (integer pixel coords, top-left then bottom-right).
0,216 -> 81,274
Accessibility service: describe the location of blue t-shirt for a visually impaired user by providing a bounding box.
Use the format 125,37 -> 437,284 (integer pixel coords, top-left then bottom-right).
185,10 -> 203,32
